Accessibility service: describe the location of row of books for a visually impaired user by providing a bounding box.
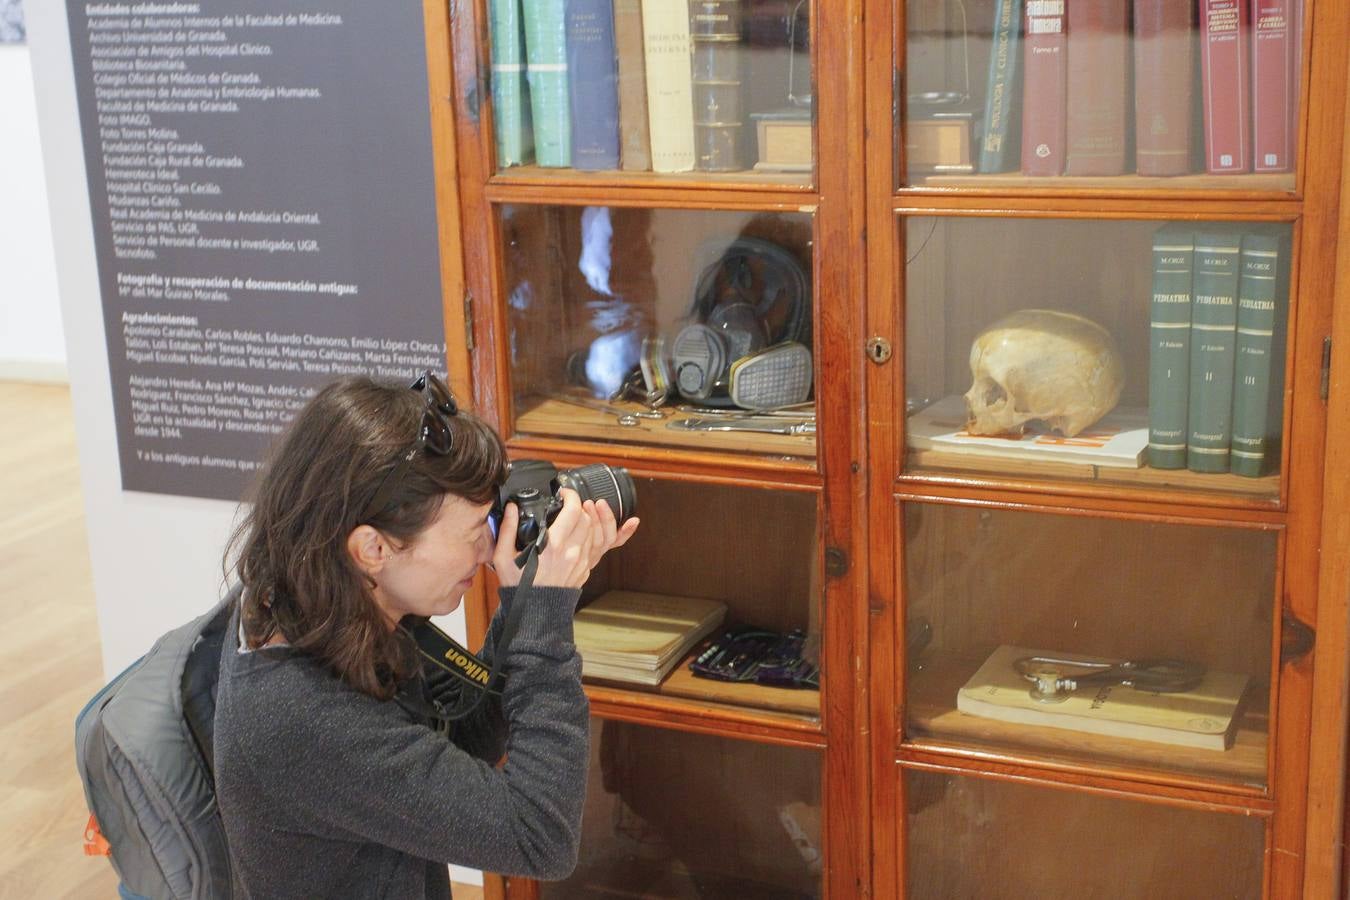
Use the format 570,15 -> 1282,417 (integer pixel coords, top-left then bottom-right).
490,0 -> 757,173
978,0 -> 1298,176
1147,224 -> 1289,476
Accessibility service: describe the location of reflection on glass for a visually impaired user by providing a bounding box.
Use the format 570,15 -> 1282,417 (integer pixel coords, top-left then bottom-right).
545,720 -> 822,899
902,502 -> 1276,787
904,769 -> 1263,898
903,216 -> 1292,497
488,0 -> 814,181
901,0 -> 1302,187
501,204 -> 816,459
584,478 -> 821,718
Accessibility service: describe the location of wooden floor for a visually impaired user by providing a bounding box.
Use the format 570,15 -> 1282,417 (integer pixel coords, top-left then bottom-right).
0,382 -> 115,899
0,382 -> 483,899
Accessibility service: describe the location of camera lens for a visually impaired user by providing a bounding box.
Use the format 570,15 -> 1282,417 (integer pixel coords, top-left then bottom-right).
556,463 -> 637,524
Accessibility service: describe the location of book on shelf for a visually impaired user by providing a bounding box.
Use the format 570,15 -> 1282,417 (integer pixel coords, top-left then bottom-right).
573,590 -> 727,686
977,0 -> 1023,174
1020,0 -> 1068,176
907,395 -> 1149,468
691,1 -> 745,172
1132,0 -> 1195,176
1230,228 -> 1288,477
1064,0 -> 1130,176
1251,0 -> 1296,173
1147,224 -> 1195,470
522,0 -> 572,167
957,645 -> 1251,751
1199,0 -> 1252,173
565,0 -> 620,170
488,0 -> 534,167
1187,230 -> 1243,472
613,0 -> 652,171
639,0 -> 696,173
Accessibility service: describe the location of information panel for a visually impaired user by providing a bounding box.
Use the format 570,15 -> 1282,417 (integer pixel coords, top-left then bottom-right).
66,1 -> 448,499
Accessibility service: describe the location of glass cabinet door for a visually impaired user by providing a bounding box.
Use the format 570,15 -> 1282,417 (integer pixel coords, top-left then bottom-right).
546,720 -> 823,898
899,0 -> 1302,190
902,215 -> 1294,501
498,204 -> 818,463
901,500 -> 1276,788
902,769 -> 1264,898
484,0 -> 815,184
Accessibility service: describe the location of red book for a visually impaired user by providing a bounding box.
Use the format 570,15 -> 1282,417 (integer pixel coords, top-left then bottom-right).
1021,0 -> 1069,176
1199,0 -> 1252,173
1065,0 -> 1130,175
1133,0 -> 1195,176
1251,0 -> 1295,173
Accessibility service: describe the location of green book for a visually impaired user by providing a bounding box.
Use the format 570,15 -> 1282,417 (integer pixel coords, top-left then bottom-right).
1230,230 -> 1287,477
1147,225 -> 1194,469
489,0 -> 534,167
522,0 -> 571,167
1186,231 -> 1243,473
977,0 -> 1023,173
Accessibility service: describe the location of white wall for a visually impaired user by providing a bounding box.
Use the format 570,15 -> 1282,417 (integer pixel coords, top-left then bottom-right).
0,43 -> 65,381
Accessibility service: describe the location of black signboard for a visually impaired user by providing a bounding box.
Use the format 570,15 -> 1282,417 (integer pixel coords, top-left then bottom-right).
66,0 -> 448,499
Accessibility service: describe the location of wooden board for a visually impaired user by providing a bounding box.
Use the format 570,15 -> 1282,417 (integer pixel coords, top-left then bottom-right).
516,397 -> 818,459
906,653 -> 1268,787
585,645 -> 821,718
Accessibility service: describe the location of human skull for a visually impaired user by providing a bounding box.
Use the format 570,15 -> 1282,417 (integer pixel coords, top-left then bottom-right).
964,309 -> 1124,437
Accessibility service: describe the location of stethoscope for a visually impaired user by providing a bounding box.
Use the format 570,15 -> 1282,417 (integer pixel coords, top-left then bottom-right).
1013,655 -> 1206,704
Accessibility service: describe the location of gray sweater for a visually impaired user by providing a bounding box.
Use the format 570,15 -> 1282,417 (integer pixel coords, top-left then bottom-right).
214,586 -> 588,899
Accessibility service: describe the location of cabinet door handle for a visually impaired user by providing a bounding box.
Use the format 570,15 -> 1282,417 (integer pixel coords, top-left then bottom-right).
1280,610 -> 1315,666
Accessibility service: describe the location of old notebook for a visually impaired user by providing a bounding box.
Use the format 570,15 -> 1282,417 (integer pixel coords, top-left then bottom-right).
573,590 -> 727,686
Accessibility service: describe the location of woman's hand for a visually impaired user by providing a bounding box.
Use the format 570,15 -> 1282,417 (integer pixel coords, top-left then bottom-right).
491,489 -> 640,590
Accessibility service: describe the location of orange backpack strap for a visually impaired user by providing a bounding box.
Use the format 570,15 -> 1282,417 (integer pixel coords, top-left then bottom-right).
83,813 -> 111,857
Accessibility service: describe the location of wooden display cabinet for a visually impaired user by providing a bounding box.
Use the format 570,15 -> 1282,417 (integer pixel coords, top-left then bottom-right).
420,0 -> 1350,895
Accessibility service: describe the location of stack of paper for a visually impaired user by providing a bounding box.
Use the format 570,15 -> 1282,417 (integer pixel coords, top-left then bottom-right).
907,395 -> 1150,468
574,591 -> 728,686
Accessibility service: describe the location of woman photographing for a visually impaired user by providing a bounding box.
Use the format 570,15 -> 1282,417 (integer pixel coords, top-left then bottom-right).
214,371 -> 638,898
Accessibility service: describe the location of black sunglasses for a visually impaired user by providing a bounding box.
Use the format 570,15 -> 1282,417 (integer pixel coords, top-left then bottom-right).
358,371 -> 459,523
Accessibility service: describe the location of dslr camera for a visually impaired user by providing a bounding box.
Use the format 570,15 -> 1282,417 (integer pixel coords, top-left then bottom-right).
490,459 -> 637,552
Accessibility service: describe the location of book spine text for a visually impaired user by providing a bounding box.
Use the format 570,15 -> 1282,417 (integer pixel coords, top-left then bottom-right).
1187,232 -> 1243,472
1148,226 -> 1194,469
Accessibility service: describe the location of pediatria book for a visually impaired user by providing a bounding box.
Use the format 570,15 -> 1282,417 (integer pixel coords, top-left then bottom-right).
573,591 -> 727,686
957,645 -> 1250,750
907,395 -> 1149,468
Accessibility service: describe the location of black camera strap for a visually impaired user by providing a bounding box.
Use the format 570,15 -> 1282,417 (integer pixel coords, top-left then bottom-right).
407,538 -> 542,722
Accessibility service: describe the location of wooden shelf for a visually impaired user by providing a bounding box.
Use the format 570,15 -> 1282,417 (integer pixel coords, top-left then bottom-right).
906,172 -> 1296,195
515,398 -> 818,461
905,653 -> 1268,790
583,644 -> 821,725
906,449 -> 1279,500
490,164 -> 815,193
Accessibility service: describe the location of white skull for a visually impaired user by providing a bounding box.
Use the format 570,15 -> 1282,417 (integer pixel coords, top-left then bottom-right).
964,309 -> 1124,437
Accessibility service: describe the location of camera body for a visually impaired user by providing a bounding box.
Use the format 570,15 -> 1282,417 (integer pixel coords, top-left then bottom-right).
490,459 -> 637,551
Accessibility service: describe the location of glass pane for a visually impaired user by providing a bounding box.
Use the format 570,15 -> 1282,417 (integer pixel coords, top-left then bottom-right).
488,0 -> 814,184
544,720 -> 823,898
900,0 -> 1302,190
904,769 -> 1264,898
582,478 -> 820,719
902,501 -> 1275,788
904,216 -> 1293,499
502,205 -> 816,461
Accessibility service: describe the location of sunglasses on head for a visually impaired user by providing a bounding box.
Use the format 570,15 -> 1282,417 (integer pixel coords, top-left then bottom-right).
358,370 -> 459,523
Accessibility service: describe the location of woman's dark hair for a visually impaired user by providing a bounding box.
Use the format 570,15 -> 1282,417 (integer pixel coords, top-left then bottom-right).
224,375 -> 508,699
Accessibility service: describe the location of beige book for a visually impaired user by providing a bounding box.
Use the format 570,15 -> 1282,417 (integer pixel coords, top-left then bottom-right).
574,590 -> 727,685
639,0 -> 695,172
957,645 -> 1250,750
614,0 -> 652,171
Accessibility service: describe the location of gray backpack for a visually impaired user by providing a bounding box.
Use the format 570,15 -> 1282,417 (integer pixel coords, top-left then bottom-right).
75,589 -> 239,900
